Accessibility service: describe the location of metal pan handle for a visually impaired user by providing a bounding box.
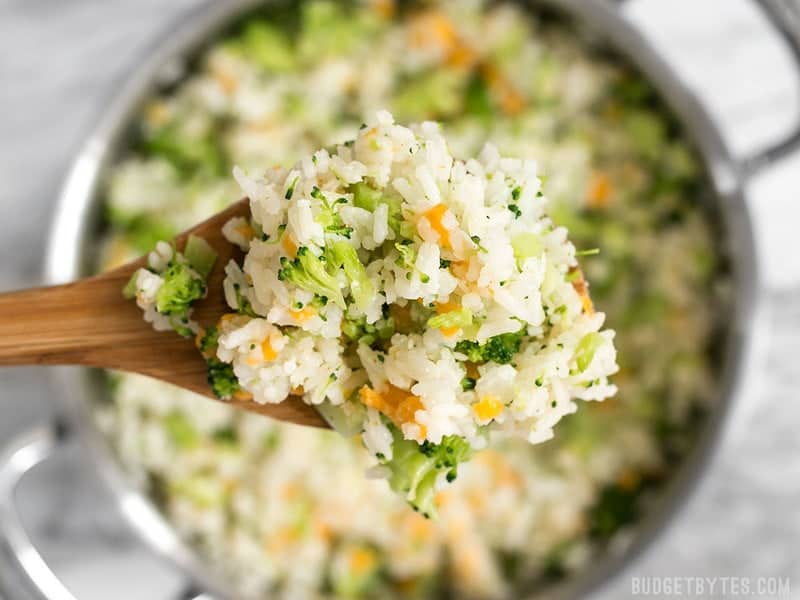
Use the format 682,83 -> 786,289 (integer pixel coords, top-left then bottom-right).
744,0 -> 800,174
0,423 -> 76,600
0,422 -> 213,600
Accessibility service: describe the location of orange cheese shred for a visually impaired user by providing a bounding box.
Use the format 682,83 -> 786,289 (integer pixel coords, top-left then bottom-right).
473,395 -> 504,421
422,203 -> 451,248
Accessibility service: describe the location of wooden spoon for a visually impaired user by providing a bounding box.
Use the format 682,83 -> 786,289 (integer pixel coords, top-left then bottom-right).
0,199 -> 328,429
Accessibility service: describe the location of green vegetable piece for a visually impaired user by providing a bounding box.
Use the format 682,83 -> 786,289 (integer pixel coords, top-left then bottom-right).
164,411 -> 198,449
461,377 -> 476,391
240,21 -> 295,73
143,126 -> 226,178
465,71 -> 493,121
350,181 -> 382,212
512,233 -> 544,266
122,271 -> 139,300
212,427 -> 238,446
350,182 -> 409,235
392,69 -> 463,121
625,110 -> 665,161
155,261 -> 206,319
327,241 -> 374,311
427,308 -> 473,330
342,316 -> 366,341
197,326 -> 219,357
394,240 -> 417,267
313,187 -> 352,237
278,247 -> 345,308
316,401 -> 366,437
331,544 -> 381,598
454,330 -> 524,365
285,176 -> 299,200
206,359 -> 240,400
184,234 -> 218,278
381,426 -> 474,518
170,475 -> 226,508
575,332 -> 604,372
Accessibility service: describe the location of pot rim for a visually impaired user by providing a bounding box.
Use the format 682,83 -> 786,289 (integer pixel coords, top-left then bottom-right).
43,1 -> 769,598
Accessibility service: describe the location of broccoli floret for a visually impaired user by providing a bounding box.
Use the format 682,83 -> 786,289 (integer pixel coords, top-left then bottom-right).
379,426 -> 474,518
277,246 -> 345,308
155,261 -> 206,317
164,411 -> 198,449
394,240 -> 431,283
454,330 -> 525,365
196,326 -> 240,400
349,182 -> 412,238
427,308 -> 473,330
183,234 -> 217,278
461,377 -> 476,391
342,314 -> 394,347
197,326 -> 220,358
326,241 -> 374,311
350,181 -> 382,212
231,283 -> 258,317
207,359 -> 240,400
312,187 -> 353,238
574,332 -> 604,372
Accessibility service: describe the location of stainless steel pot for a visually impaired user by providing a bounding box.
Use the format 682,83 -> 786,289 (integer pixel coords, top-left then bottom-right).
2,1 -> 799,598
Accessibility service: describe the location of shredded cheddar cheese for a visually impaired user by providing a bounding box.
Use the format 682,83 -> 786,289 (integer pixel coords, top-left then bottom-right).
473,395 -> 504,421
422,203 -> 452,247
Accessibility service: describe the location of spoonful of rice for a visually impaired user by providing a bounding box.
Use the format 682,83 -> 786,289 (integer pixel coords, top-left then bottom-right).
0,112 -> 617,516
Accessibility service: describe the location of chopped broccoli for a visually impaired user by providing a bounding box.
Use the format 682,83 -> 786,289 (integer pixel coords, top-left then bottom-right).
394,240 -> 431,283
278,246 -> 345,308
464,71 -> 493,121
285,175 -> 299,200
184,234 -> 217,277
108,213 -> 177,255
590,480 -> 645,539
142,125 -> 226,177
207,358 -> 240,400
341,315 -> 394,347
122,271 -> 139,300
350,181 -> 382,212
235,21 -> 295,73
164,411 -> 198,449
197,326 -> 220,359
312,187 -> 353,237
326,241 -> 374,310
349,182 -> 410,237
511,233 -> 543,267
212,427 -> 238,446
461,377 -> 476,391
394,240 -> 417,268
574,332 -> 604,372
380,427 -> 474,518
197,327 -> 241,400
231,282 -> 258,318
454,330 -> 525,365
155,260 -> 207,318
427,308 -> 473,330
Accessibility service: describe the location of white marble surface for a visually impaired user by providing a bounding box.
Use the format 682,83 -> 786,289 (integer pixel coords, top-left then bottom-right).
0,1 -> 798,599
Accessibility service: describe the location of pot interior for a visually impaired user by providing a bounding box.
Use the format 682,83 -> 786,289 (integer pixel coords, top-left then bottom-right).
58,1 -> 748,598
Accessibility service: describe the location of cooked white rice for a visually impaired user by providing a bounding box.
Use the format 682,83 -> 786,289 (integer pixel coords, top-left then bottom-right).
213,111 -> 616,455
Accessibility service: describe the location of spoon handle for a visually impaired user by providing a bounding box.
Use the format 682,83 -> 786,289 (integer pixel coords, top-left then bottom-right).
0,271 -> 327,428
0,270 -> 151,369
